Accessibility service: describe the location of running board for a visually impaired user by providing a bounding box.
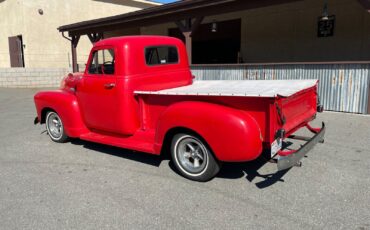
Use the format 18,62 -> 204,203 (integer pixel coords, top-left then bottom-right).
80,130 -> 156,154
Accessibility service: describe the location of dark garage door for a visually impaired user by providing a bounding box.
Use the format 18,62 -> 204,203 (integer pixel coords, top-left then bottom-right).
169,19 -> 241,64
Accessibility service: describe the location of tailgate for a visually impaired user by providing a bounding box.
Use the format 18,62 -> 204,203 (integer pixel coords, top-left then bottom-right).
278,83 -> 318,135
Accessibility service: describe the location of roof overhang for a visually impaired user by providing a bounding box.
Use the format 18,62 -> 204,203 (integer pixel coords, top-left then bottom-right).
132,0 -> 162,6
58,0 -> 303,36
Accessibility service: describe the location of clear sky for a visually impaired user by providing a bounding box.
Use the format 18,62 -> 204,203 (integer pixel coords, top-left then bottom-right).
152,0 -> 179,3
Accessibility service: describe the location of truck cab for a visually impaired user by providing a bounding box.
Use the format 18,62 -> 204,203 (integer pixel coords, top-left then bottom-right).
72,36 -> 192,135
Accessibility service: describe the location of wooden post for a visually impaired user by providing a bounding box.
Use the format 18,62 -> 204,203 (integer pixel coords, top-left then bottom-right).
175,16 -> 204,65
183,32 -> 192,64
71,43 -> 77,72
368,81 -> 370,114
71,35 -> 80,72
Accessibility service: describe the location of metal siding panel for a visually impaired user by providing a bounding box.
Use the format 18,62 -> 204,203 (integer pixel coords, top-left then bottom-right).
191,64 -> 370,114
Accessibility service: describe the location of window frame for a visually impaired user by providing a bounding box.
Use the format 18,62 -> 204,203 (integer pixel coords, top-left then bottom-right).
87,47 -> 116,76
144,45 -> 179,67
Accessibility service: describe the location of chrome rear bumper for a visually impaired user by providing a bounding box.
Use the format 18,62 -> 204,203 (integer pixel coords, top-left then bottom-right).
277,122 -> 325,171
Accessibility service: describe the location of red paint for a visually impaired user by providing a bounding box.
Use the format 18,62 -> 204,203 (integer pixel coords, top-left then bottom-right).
34,36 -> 320,162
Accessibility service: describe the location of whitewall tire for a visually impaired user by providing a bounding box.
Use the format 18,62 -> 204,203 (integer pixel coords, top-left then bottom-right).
45,111 -> 68,143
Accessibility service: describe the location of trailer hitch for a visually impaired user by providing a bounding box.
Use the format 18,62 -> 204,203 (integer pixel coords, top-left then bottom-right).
277,122 -> 325,171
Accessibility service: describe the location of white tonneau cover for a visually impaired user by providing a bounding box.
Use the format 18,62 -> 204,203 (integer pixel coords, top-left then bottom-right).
135,80 -> 318,98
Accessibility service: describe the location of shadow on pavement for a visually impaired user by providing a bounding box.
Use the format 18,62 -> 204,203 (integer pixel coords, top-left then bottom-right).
70,139 -> 163,167
70,138 -> 292,188
217,141 -> 294,188
217,157 -> 291,189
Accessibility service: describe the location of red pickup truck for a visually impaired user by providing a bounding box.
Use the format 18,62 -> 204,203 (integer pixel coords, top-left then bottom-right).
34,36 -> 325,181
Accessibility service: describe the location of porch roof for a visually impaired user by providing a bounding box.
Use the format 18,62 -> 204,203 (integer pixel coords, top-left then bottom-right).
58,0 -> 303,36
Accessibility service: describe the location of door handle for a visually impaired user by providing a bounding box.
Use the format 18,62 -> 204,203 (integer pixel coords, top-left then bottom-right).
104,83 -> 115,89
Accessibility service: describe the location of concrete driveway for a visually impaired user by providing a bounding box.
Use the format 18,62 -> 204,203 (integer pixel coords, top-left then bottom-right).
0,88 -> 369,230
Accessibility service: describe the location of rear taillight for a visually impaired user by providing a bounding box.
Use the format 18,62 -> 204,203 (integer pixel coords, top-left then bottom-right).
275,129 -> 286,139
317,95 -> 324,112
317,105 -> 324,113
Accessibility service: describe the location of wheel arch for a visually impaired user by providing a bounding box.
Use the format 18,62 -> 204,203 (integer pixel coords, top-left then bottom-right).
155,101 -> 263,162
160,126 -> 212,158
34,90 -> 88,137
40,107 -> 56,124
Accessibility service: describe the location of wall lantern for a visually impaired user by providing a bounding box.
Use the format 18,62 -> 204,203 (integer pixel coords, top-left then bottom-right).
321,1 -> 329,20
211,21 -> 217,33
317,1 -> 335,37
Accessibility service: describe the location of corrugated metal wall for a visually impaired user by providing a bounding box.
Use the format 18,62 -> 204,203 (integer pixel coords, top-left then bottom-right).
191,64 -> 370,114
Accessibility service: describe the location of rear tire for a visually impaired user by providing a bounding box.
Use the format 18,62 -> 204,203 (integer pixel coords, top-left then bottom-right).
45,111 -> 68,143
171,133 -> 221,182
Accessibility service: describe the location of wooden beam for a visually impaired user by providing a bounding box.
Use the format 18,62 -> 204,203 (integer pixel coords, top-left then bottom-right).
175,17 -> 204,64
175,20 -> 189,33
71,35 -> 80,48
87,32 -> 103,43
175,17 -> 203,35
191,16 -> 204,36
358,0 -> 370,12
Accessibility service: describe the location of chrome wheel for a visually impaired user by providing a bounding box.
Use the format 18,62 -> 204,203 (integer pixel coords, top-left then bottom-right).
46,112 -> 63,141
175,136 -> 208,176
171,133 -> 221,181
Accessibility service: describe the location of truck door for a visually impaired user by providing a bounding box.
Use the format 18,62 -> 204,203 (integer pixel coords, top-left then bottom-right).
76,47 -> 120,134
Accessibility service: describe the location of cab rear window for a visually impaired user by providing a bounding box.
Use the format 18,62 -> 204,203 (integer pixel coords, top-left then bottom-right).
145,46 -> 179,66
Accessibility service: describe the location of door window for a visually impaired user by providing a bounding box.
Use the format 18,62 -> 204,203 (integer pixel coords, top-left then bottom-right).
88,49 -> 115,75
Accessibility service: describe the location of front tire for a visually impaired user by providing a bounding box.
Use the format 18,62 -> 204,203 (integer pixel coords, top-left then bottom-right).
171,133 -> 221,182
45,111 -> 68,143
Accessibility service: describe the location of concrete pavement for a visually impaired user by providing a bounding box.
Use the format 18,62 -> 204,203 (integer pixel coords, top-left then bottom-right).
0,88 -> 369,230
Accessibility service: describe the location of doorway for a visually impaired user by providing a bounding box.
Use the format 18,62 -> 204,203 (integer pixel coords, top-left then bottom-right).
8,35 -> 25,67
169,19 -> 241,64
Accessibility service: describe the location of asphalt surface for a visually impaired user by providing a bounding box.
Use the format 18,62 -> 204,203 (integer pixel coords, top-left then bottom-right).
0,88 -> 369,230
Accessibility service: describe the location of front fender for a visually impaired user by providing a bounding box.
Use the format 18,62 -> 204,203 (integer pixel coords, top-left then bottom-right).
155,101 -> 263,162
34,90 -> 88,137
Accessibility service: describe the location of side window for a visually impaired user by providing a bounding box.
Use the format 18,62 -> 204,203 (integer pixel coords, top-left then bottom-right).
88,49 -> 115,75
145,46 -> 178,66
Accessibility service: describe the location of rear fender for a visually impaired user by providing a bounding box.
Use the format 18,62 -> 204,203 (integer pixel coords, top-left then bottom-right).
155,101 -> 263,162
34,90 -> 88,137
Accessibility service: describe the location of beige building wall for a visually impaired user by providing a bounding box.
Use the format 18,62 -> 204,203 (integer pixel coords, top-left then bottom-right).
0,0 -> 158,68
140,0 -> 370,63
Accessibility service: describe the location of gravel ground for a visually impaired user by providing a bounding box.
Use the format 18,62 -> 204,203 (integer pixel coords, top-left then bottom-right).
0,88 -> 369,230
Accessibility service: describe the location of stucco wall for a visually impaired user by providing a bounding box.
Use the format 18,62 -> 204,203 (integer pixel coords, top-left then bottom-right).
0,0 -> 154,68
140,0 -> 370,63
2,0 -> 368,67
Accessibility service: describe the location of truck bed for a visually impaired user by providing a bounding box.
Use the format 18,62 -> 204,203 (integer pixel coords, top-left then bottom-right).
135,80 -> 318,97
